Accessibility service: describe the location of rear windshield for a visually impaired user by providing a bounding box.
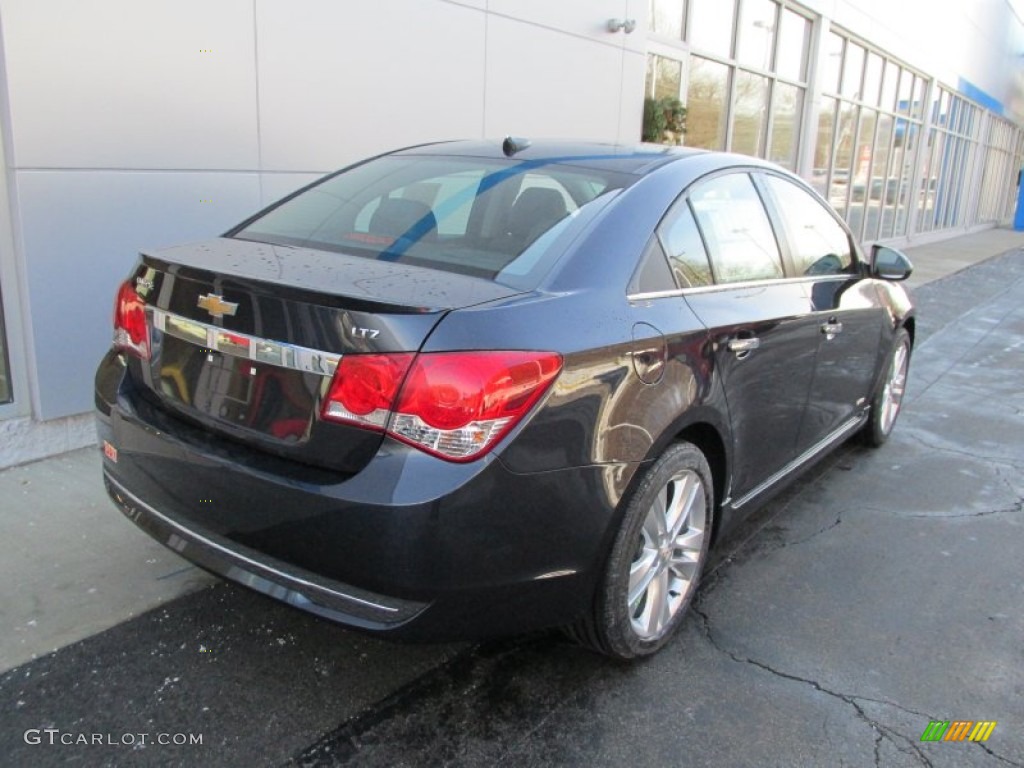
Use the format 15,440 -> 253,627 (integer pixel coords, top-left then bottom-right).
230,155 -> 629,289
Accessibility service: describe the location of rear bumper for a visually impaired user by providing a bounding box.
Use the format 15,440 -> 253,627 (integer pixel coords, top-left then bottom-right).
96,351 -> 637,640
104,471 -> 426,629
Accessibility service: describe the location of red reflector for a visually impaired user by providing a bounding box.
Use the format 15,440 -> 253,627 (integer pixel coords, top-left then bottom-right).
113,281 -> 150,359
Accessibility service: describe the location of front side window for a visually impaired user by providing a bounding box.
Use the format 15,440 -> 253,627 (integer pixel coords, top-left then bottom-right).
233,155 -> 627,289
688,173 -> 783,283
761,175 -> 853,276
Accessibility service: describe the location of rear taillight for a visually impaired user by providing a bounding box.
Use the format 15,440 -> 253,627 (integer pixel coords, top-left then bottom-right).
113,280 -> 150,359
321,351 -> 562,461
321,353 -> 414,430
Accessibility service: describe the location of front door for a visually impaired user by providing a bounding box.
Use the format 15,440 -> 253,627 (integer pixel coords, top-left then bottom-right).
799,277 -> 886,445
756,173 -> 886,448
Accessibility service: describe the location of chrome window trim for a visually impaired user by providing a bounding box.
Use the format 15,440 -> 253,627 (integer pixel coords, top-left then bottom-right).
627,273 -> 854,302
149,307 -> 340,376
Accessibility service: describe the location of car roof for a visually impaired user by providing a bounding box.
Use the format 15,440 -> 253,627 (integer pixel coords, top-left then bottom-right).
394,139 -> 718,175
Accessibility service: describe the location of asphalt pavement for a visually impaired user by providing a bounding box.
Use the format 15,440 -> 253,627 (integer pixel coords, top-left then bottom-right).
1,235 -> 1022,767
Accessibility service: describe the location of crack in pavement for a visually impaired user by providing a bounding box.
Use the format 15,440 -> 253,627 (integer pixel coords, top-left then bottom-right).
699,446 -> 862,572
978,743 -> 1024,767
994,466 -> 1024,499
690,601 -> 1024,768
725,487 -> 1021,558
905,496 -> 1024,519
902,432 -> 1024,468
691,601 -> 935,767
766,510 -> 843,551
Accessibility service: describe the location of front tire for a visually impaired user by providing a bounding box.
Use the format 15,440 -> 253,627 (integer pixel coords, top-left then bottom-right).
862,327 -> 911,447
569,442 -> 714,660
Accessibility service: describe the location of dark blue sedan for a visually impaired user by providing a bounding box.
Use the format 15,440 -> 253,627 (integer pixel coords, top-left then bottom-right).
95,139 -> 914,659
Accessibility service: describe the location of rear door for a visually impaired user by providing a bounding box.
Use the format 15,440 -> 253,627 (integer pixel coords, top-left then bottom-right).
757,173 -> 886,447
664,172 -> 820,500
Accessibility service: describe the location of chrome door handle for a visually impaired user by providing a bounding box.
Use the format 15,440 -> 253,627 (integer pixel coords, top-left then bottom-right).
821,321 -> 843,338
727,337 -> 761,354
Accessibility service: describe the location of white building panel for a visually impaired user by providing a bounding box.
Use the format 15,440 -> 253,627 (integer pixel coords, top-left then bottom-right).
1,0 -> 259,170
259,172 -> 326,207
484,15 -> 626,141
488,0 -> 630,44
255,0 -> 486,172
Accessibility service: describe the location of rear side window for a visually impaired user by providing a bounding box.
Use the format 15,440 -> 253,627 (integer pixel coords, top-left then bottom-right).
232,155 -> 629,289
657,200 -> 713,288
688,173 -> 784,284
761,175 -> 854,276
629,238 -> 676,294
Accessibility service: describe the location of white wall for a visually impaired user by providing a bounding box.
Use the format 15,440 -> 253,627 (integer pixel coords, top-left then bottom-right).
0,0 -> 642,420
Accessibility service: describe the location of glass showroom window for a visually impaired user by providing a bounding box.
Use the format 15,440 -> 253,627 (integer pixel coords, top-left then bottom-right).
686,57 -> 730,149
646,54 -> 683,101
646,0 -> 811,168
917,89 -> 983,234
814,29 -> 927,241
977,116 -> 1024,225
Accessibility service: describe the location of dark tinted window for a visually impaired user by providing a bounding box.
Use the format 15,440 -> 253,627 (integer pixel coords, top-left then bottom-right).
762,175 -> 854,275
689,173 -> 783,283
657,199 -> 713,287
232,155 -> 628,289
629,238 -> 676,294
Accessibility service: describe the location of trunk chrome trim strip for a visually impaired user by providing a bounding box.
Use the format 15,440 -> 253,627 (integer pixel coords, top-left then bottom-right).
728,414 -> 866,510
150,307 -> 340,376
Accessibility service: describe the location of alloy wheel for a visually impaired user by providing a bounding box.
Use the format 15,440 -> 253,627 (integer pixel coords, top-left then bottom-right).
880,338 -> 910,434
628,470 -> 707,640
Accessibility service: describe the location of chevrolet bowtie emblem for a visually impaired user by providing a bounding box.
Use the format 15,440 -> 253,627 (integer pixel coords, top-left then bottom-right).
197,293 -> 239,318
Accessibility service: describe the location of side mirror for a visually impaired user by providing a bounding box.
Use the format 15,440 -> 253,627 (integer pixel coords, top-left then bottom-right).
870,245 -> 913,281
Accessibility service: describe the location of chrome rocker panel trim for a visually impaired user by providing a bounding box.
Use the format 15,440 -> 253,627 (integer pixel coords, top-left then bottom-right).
725,413 -> 867,511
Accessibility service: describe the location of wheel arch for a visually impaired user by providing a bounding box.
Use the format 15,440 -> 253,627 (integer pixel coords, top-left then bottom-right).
673,421 -> 729,544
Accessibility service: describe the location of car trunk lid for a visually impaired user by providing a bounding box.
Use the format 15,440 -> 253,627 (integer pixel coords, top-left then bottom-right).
125,237 -> 521,473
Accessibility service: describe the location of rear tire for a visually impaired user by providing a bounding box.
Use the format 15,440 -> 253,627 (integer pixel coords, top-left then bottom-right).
568,442 -> 714,660
862,327 -> 911,447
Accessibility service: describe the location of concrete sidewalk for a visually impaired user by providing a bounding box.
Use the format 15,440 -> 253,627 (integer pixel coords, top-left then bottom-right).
1,226 -> 1022,674
903,227 -> 1024,288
